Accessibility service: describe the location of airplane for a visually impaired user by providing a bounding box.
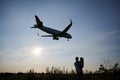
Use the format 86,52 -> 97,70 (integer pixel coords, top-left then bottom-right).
31,15 -> 72,41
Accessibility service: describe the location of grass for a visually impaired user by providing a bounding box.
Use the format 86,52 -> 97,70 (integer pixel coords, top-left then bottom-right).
0,73 -> 119,80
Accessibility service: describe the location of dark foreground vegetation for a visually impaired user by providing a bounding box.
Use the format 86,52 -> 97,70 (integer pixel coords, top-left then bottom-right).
0,63 -> 120,80
0,72 -> 119,80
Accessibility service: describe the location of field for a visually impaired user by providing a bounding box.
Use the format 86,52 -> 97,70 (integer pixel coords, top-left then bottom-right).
0,63 -> 120,80
0,73 -> 119,80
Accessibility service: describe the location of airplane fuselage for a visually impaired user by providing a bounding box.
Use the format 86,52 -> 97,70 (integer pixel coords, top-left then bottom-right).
36,25 -> 72,39
39,26 -> 61,35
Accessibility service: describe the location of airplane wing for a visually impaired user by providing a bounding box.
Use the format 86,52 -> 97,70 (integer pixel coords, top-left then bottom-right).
41,35 -> 53,37
41,35 -> 59,40
58,19 -> 72,36
62,19 -> 72,33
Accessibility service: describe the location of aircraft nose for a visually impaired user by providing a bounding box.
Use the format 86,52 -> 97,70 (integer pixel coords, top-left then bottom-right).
66,33 -> 72,39
70,35 -> 72,38
69,34 -> 72,39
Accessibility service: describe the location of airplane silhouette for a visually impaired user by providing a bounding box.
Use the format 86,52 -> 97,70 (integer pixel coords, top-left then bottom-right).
31,15 -> 72,41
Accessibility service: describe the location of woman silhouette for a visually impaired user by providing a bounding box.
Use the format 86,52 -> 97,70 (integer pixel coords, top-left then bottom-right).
74,57 -> 84,80
79,57 -> 84,80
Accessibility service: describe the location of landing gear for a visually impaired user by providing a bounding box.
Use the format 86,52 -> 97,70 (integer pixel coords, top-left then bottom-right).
53,36 -> 59,40
67,39 -> 69,41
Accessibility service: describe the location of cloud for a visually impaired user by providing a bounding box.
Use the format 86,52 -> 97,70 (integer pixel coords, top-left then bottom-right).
104,30 -> 120,37
89,30 -> 120,43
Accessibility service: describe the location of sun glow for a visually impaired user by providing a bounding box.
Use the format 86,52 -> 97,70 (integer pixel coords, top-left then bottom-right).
32,47 -> 43,55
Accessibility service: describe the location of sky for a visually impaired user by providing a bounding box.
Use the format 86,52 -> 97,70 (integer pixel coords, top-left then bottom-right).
0,0 -> 120,73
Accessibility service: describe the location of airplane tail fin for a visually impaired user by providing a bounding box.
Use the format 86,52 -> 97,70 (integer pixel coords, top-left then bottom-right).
35,15 -> 43,27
